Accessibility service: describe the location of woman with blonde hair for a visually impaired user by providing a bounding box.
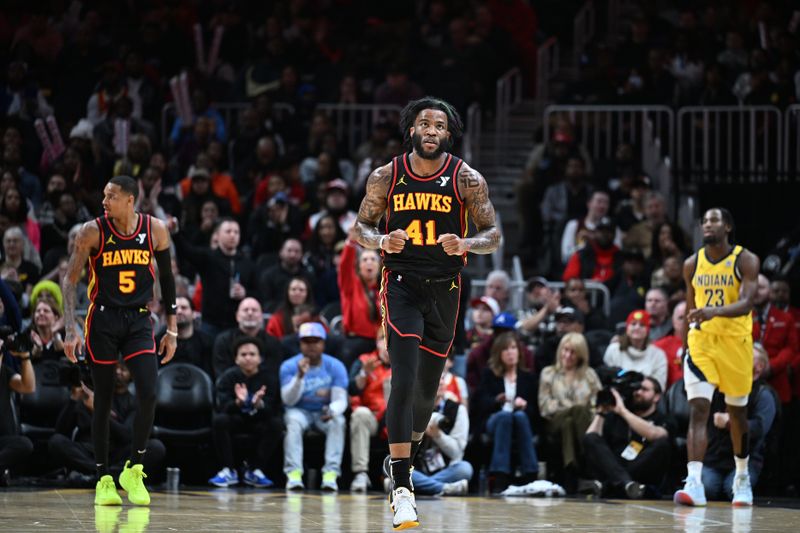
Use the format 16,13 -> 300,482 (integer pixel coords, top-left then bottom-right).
538,332 -> 602,485
474,332 -> 539,493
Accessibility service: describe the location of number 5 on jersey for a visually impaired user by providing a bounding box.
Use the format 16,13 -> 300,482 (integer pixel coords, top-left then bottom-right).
405,219 -> 437,246
119,270 -> 136,293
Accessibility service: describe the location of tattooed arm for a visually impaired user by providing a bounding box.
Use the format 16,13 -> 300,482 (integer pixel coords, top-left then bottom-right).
439,163 -> 501,255
61,221 -> 100,362
353,163 -> 408,253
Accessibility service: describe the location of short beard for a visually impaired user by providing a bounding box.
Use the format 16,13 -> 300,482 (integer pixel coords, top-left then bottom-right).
703,234 -> 720,245
412,132 -> 447,160
629,399 -> 651,412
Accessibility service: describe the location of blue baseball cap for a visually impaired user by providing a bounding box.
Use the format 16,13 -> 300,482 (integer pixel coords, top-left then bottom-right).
492,312 -> 518,330
298,322 -> 327,340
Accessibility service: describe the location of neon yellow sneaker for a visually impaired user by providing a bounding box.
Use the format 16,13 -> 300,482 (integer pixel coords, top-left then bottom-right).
286,469 -> 304,490
94,504 -> 121,532
119,461 -> 150,505
119,507 -> 151,533
94,475 -> 122,506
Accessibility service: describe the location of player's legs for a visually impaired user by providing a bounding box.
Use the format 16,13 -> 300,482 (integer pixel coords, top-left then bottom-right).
726,398 -> 753,506
118,353 -> 157,505
676,335 -> 717,506
411,350 -> 447,437
124,355 -> 158,465
90,363 -> 117,478
386,329 -> 421,489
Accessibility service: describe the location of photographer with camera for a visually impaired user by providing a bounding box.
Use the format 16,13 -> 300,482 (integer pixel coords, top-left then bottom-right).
0,325 -> 36,485
408,367 -> 473,496
582,375 -> 672,499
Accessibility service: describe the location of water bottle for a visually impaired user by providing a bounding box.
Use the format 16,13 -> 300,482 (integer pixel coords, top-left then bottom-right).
166,467 -> 180,492
478,467 -> 488,496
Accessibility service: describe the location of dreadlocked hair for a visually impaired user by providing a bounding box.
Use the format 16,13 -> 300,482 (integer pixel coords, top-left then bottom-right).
399,96 -> 463,151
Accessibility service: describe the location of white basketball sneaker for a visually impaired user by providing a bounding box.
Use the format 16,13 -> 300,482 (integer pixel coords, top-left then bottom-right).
674,477 -> 707,507
390,486 -> 419,530
731,473 -> 753,507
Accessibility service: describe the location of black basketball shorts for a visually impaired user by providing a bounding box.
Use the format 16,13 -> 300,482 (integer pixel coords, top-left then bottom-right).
379,268 -> 461,357
85,304 -> 156,365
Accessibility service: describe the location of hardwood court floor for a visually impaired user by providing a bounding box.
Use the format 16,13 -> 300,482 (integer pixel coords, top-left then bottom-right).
1,487 -> 799,532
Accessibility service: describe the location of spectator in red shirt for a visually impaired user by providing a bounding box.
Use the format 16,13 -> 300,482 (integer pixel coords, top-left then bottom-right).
338,237 -> 381,368
654,301 -> 687,388
563,217 -> 621,284
266,276 -> 317,339
347,326 -> 391,492
752,274 -> 798,405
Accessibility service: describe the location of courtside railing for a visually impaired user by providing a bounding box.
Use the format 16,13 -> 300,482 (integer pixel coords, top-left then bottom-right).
676,106 -> 781,184
316,103 -> 402,156
543,105 -> 674,163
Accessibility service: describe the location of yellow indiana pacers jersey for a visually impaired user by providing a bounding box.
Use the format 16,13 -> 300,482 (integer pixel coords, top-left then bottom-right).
692,245 -> 752,336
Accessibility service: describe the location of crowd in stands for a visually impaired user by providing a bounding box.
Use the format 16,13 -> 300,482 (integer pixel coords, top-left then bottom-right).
1,0 -> 800,502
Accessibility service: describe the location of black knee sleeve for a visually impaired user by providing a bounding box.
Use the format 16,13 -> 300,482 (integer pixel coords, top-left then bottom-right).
125,355 -> 159,454
385,330 -> 420,443
90,363 -> 117,471
411,351 -> 447,434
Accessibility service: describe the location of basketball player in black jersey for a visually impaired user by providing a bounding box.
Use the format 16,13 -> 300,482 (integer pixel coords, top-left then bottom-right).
62,175 -> 177,506
354,97 -> 500,530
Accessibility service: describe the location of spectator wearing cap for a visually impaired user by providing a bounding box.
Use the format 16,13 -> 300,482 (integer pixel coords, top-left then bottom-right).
280,322 -> 348,491
653,301 -> 687,388
603,310 -> 667,390
562,216 -> 621,284
180,151 -> 241,216
337,236 -> 381,368
644,288 -> 671,342
561,190 -> 623,265
538,332 -> 601,481
308,179 -> 358,236
466,296 -> 500,350
466,312 -> 534,392
179,166 -> 231,231
483,270 -> 511,313
247,190 -> 305,261
607,247 -> 648,325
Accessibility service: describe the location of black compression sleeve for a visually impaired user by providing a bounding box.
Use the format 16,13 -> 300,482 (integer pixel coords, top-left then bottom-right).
154,248 -> 177,315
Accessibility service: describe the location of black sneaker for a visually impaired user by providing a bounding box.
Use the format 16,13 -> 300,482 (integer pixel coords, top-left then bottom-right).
625,481 -> 645,499
577,479 -> 603,497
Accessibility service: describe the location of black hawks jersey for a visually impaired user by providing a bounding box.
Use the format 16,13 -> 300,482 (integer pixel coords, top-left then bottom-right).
383,152 -> 467,278
88,214 -> 155,308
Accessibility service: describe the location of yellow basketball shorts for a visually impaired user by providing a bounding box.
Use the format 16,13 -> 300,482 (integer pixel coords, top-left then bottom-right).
685,329 -> 753,397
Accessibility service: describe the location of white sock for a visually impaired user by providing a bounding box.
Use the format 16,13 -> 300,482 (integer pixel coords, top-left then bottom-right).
734,456 -> 749,477
687,461 -> 703,482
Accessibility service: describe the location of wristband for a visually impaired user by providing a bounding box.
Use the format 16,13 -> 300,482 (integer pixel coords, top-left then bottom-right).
379,235 -> 387,250
166,330 -> 178,337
